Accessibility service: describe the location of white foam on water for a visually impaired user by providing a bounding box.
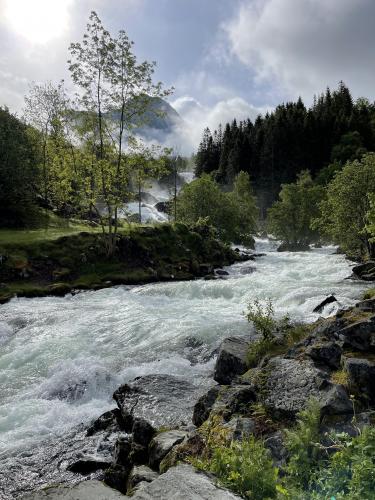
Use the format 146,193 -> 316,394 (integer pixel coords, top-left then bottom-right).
0,239 -> 371,457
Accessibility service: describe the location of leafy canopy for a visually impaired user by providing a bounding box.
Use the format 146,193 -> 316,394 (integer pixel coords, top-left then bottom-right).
314,153 -> 375,257
267,170 -> 324,249
176,172 -> 257,245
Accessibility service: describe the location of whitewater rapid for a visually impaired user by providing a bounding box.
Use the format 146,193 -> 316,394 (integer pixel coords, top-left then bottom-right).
0,239 -> 371,479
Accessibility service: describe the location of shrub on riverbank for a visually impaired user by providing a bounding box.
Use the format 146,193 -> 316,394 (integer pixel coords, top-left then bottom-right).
176,172 -> 257,246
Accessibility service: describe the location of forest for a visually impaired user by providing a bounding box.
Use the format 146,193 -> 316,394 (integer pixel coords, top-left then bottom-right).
195,83 -> 374,215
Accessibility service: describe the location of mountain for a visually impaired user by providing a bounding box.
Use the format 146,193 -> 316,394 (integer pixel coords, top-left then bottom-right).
108,96 -> 183,143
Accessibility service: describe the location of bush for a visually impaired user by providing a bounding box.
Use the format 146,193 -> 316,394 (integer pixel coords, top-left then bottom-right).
267,170 -> 324,250
314,153 -> 375,258
245,299 -> 310,367
284,398 -> 322,489
177,173 -> 257,246
309,426 -> 375,499
195,437 -> 278,500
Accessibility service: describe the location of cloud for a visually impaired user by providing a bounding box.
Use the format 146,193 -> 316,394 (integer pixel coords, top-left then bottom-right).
225,0 -> 375,102
167,95 -> 267,154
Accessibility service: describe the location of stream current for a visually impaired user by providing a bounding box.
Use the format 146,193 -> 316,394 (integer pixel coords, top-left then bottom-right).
0,239 -> 371,497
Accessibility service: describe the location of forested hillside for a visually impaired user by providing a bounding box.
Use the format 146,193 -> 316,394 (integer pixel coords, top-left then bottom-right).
195,82 -> 374,215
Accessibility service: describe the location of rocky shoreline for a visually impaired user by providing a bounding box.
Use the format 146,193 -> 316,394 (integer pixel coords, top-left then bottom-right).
20,292 -> 375,499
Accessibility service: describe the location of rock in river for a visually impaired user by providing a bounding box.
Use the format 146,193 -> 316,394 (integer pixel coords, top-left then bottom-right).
214,336 -> 250,385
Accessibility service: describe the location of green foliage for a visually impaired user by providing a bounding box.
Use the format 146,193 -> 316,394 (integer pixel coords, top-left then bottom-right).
177,172 -> 257,245
366,192 -> 375,245
195,437 -> 278,500
315,153 -> 375,258
245,300 -> 310,367
308,426 -> 375,499
246,298 -> 276,341
284,398 -> 322,489
0,107 -> 40,227
267,170 -> 324,249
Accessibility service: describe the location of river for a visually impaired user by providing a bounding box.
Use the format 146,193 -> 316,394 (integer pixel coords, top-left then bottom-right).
0,239 -> 371,497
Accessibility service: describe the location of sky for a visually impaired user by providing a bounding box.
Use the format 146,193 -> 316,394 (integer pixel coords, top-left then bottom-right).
1,0 -> 375,152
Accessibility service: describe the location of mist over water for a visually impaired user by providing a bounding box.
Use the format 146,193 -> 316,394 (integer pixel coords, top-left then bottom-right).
0,239 -> 371,480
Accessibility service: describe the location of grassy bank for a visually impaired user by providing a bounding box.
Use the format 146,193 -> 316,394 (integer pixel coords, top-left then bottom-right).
0,222 -> 238,304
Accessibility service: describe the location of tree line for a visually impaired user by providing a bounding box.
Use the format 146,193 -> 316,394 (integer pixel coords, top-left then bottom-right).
195,82 -> 375,216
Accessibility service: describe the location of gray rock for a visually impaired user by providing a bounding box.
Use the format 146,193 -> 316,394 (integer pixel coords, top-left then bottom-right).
344,357 -> 375,404
132,464 -> 242,499
264,431 -> 287,467
127,465 -> 158,490
113,436 -> 132,467
352,261 -> 375,280
212,385 -> 256,420
224,417 -> 256,440
104,464 -> 129,494
132,418 -> 156,447
355,297 -> 375,312
22,480 -> 125,499
337,316 -> 375,351
320,384 -> 353,416
305,341 -> 342,369
113,374 -> 203,427
263,357 -> 324,417
214,337 -> 250,384
129,442 -> 149,465
148,430 -> 187,470
86,408 -> 125,436
215,269 -> 229,276
192,386 -> 220,426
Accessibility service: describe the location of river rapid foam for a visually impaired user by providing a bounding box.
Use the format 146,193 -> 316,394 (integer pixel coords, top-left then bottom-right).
0,239 -> 371,496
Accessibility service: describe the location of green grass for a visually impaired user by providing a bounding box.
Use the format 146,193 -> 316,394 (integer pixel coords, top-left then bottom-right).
0,223 -> 99,247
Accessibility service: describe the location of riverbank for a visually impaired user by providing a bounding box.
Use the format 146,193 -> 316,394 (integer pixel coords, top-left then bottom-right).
0,223 -> 242,304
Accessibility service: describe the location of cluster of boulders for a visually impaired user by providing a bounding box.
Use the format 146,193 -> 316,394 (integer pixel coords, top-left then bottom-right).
351,261 -> 375,281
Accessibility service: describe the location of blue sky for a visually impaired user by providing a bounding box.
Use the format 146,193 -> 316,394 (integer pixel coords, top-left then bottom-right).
1,0 -> 375,151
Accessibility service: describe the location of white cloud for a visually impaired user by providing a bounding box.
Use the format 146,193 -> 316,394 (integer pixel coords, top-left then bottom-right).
166,95 -> 267,154
225,0 -> 375,102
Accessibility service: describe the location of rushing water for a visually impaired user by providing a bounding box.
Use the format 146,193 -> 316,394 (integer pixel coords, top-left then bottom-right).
0,239 -> 371,497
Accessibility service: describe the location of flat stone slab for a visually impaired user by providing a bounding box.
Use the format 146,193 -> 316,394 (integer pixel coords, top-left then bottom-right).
132,464 -> 241,499
22,480 -> 125,499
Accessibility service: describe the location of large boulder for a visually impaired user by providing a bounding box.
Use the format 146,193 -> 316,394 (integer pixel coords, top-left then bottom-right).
132,464 -> 242,499
192,386 -> 220,426
127,465 -> 158,491
344,357 -> 375,404
212,384 -> 257,420
148,430 -> 187,470
336,316 -> 375,351
86,408 -> 126,436
22,480 -> 125,499
214,337 -> 250,384
263,357 -> 351,418
305,341 -> 342,369
352,261 -> 375,280
113,374 -> 205,427
132,418 -> 156,447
